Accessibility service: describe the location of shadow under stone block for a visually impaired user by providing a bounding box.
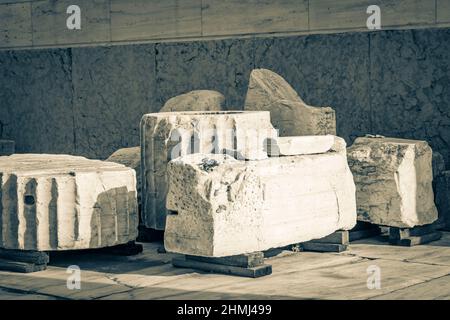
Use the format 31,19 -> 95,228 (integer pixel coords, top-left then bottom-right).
388,224 -> 442,246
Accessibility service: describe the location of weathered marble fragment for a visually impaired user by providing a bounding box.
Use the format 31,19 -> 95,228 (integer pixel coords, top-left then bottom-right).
347,137 -> 438,228
266,135 -> 345,157
0,140 -> 15,156
107,146 -> 141,209
165,153 -> 356,257
0,154 -> 138,251
159,90 -> 225,112
244,69 -> 336,136
140,111 -> 276,230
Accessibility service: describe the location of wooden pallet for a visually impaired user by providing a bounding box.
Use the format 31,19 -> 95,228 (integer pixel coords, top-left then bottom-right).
300,230 -> 349,252
172,252 -> 272,278
0,248 -> 49,273
349,221 -> 381,242
388,224 -> 442,246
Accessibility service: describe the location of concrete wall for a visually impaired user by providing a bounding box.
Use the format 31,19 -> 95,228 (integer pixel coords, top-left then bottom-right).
1,27 -> 449,166
1,0 -> 450,49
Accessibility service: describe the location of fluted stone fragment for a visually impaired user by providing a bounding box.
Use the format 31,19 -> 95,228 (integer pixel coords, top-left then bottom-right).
140,111 -> 276,230
244,69 -> 336,136
347,137 -> 438,228
165,152 -> 356,257
0,154 -> 138,251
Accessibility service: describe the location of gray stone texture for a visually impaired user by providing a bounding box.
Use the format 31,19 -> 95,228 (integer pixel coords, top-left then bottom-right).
369,29 -> 450,168
0,139 -> 14,155
72,44 -> 156,159
155,38 -> 254,110
0,49 -> 75,154
254,33 -> 370,145
1,28 -> 450,166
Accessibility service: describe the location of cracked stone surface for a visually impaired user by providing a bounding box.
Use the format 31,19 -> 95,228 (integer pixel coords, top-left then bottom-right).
244,69 -> 336,136
347,137 -> 438,228
165,152 -> 356,257
0,154 -> 138,251
140,111 -> 275,230
159,90 -> 225,112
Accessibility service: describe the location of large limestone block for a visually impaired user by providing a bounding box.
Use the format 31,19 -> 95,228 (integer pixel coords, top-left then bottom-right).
107,146 -> 141,209
165,153 -> 356,257
347,137 -> 438,228
141,111 -> 276,230
159,90 -> 225,113
0,154 -> 138,251
244,69 -> 336,136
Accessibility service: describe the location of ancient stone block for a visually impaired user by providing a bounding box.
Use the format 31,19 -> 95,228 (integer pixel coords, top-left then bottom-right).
0,154 -> 138,251
0,140 -> 14,156
159,90 -> 225,112
165,152 -> 356,257
347,137 -> 438,228
107,146 -> 141,210
141,111 -> 276,230
244,69 -> 336,136
266,135 -> 345,157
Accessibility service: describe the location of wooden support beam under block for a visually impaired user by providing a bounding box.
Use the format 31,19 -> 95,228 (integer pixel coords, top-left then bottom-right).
0,248 -> 49,265
172,252 -> 272,278
388,223 -> 442,246
300,230 -> 349,252
0,259 -> 47,273
310,231 -> 349,245
301,242 -> 348,253
0,249 -> 49,273
349,222 -> 381,241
